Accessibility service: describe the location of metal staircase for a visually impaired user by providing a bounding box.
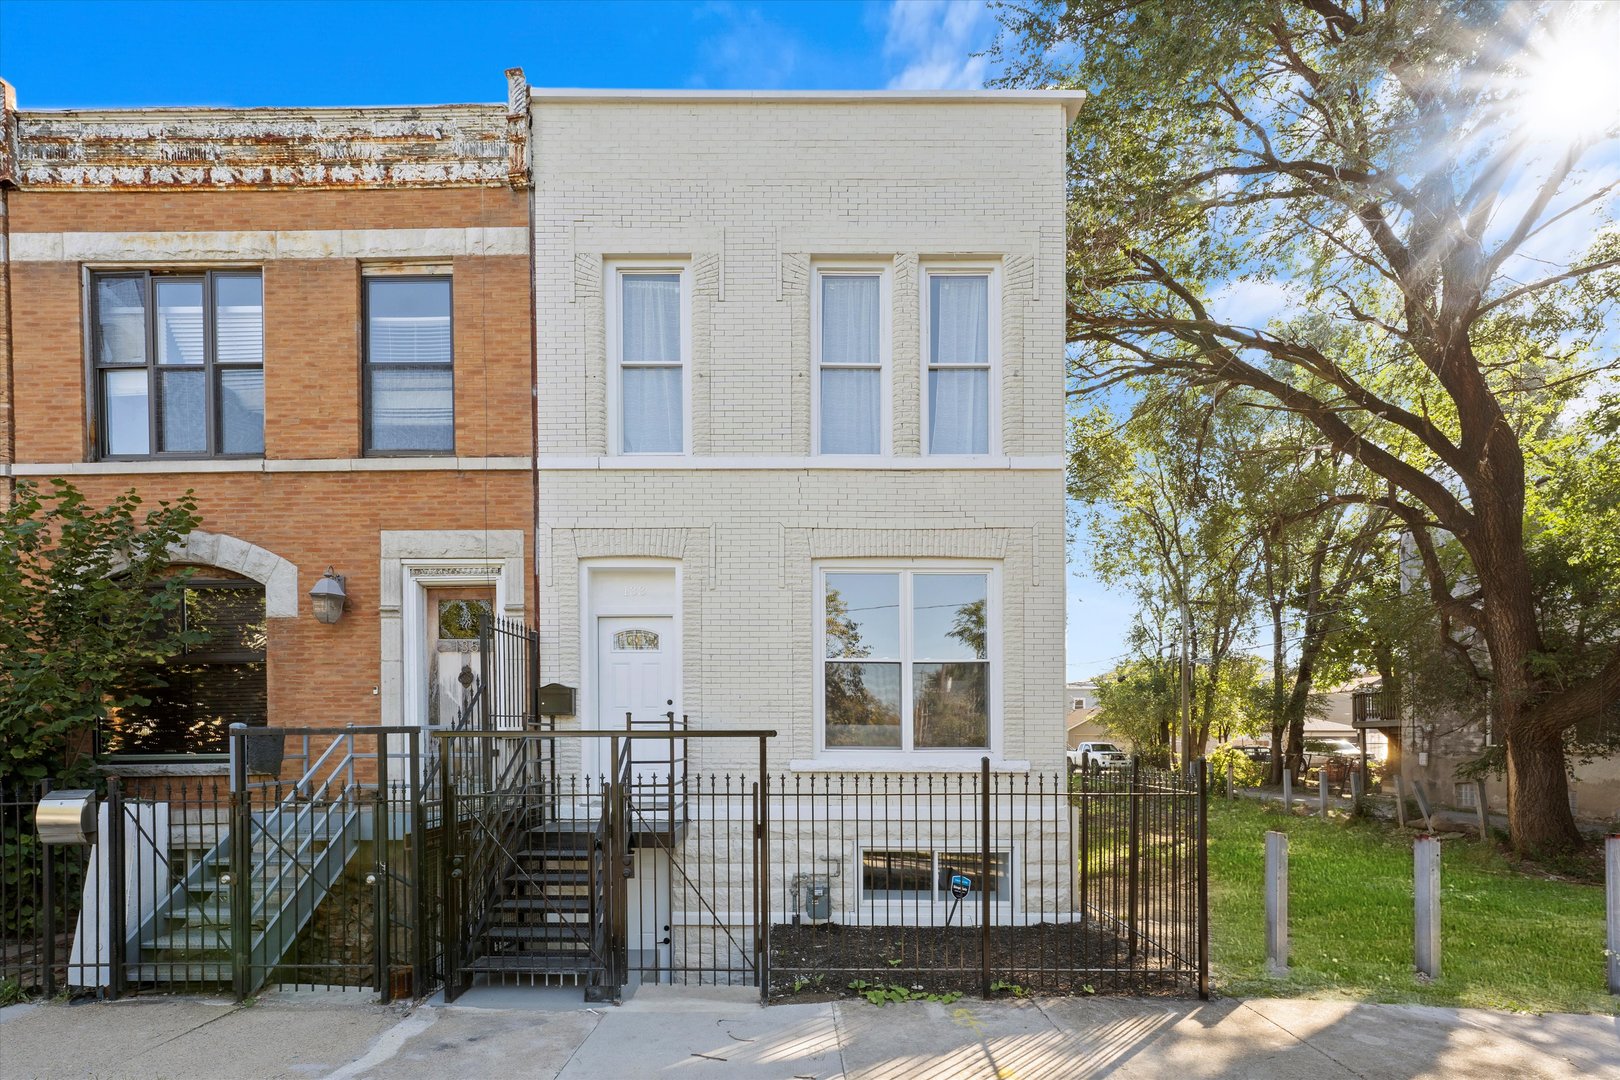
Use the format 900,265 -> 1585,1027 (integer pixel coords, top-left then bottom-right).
129,735 -> 366,991
464,819 -> 606,984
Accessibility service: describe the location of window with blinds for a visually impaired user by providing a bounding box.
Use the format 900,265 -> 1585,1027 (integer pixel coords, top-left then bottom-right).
364,276 -> 454,453
90,270 -> 265,459
100,581 -> 268,757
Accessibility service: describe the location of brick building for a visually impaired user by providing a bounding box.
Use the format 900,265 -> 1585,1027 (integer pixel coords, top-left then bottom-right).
0,73 -> 535,770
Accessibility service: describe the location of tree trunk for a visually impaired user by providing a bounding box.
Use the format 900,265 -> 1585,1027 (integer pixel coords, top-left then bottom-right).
1504,720 -> 1580,854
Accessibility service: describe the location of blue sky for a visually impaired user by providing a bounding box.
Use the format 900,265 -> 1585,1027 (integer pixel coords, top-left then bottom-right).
0,0 -> 1005,105
0,0 -> 1128,679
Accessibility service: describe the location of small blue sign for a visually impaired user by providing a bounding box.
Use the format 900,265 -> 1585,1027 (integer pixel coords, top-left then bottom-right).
949,874 -> 972,899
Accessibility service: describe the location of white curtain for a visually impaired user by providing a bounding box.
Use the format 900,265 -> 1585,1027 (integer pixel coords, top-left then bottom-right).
929,275 -> 989,365
928,369 -> 990,454
623,366 -> 683,453
622,274 -> 681,361
821,369 -> 880,454
821,275 -> 880,363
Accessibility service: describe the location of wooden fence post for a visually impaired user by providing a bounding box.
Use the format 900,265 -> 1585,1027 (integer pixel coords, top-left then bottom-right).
1606,835 -> 1618,996
1318,771 -> 1330,817
1414,835 -> 1441,979
1473,780 -> 1489,841
1265,831 -> 1288,975
1394,773 -> 1408,828
1282,769 -> 1293,813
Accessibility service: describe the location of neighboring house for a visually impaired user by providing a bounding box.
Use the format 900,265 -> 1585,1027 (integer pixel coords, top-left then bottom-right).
0,74 -> 535,770
1065,679 -> 1109,749
1355,683 -> 1620,822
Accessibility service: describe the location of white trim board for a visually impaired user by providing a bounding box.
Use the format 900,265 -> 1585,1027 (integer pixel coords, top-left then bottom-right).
536,455 -> 1063,471
7,227 -> 527,263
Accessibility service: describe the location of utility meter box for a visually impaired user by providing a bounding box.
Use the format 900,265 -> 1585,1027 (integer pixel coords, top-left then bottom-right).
805,882 -> 832,923
36,790 -> 98,845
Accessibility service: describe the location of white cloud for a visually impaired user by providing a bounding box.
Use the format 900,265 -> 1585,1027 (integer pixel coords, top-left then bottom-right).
883,0 -> 998,90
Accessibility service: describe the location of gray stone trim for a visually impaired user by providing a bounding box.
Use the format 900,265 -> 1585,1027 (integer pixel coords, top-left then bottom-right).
167,530 -> 299,618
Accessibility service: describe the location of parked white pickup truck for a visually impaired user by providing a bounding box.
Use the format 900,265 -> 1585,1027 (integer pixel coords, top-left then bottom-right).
1067,741 -> 1129,769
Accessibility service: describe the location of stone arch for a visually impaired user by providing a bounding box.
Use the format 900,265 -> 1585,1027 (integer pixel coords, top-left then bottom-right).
166,531 -> 299,618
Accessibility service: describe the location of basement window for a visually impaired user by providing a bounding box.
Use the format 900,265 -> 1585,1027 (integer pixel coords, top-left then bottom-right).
860,849 -> 1011,905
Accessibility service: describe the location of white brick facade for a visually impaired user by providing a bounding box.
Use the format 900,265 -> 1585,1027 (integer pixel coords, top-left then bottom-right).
531,93 -> 1075,775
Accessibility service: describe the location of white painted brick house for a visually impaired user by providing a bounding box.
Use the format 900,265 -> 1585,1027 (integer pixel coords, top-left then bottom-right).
530,90 -> 1079,781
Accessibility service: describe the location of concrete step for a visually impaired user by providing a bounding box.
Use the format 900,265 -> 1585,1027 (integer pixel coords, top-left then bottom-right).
128,962 -> 230,983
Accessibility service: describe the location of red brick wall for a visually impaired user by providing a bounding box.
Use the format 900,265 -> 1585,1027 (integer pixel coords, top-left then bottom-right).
4,184 -> 536,744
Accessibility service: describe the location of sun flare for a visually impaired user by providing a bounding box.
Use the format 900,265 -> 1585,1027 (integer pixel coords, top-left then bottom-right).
1516,3 -> 1620,142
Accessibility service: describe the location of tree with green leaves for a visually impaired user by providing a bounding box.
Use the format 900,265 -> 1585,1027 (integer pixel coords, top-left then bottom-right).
0,480 -> 202,788
996,0 -> 1619,853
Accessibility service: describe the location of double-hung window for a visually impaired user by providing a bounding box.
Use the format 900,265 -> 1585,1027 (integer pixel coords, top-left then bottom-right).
364,275 -> 454,454
814,266 -> 888,454
922,266 -> 997,455
612,265 -> 689,454
90,270 -> 265,458
820,566 -> 995,753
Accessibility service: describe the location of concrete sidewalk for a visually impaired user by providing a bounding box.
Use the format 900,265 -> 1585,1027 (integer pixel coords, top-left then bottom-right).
2,986 -> 1615,1080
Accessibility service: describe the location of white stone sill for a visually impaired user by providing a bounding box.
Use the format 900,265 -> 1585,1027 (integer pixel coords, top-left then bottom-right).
10,456 -> 532,476
540,455 -> 1063,471
98,762 -> 230,777
788,758 -> 1032,774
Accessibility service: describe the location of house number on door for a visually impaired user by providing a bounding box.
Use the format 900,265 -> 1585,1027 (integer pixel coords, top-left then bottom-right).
622,584 -> 649,597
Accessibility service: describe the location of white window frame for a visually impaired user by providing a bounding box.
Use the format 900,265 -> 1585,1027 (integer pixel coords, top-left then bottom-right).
920,262 -> 1001,457
606,260 -> 692,456
814,560 -> 1001,762
855,841 -> 1017,919
812,262 -> 892,457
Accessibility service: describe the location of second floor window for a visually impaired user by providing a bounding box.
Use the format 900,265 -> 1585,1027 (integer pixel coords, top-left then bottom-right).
91,270 -> 264,458
815,268 -> 887,455
365,276 -> 454,453
614,266 -> 688,454
923,268 -> 996,455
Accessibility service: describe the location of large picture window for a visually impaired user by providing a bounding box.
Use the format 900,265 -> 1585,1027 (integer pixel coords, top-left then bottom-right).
820,566 -> 994,752
101,580 -> 268,757
365,276 -> 454,453
922,266 -> 997,455
814,267 -> 888,454
90,270 -> 265,459
612,265 -> 689,454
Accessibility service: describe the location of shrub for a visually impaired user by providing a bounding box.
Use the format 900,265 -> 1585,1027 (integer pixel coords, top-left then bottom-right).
1209,745 -> 1266,793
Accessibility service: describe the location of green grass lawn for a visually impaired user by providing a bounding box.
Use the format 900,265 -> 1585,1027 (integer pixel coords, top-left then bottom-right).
1207,798 -> 1617,1014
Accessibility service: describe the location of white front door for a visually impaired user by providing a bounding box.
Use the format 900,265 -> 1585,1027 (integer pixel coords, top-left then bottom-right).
596,616 -> 679,785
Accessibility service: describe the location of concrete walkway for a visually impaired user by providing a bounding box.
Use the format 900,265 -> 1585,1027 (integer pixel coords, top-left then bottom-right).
2,986 -> 1616,1080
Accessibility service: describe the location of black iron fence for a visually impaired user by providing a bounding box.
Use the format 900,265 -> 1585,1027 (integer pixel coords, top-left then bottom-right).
4,733 -> 1208,1006
771,758 -> 1207,1000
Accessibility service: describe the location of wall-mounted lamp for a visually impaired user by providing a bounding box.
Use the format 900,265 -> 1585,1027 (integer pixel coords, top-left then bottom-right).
309,567 -> 349,624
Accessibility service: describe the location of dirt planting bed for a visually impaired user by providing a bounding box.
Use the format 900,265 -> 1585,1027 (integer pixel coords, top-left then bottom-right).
768,920 -> 1195,1000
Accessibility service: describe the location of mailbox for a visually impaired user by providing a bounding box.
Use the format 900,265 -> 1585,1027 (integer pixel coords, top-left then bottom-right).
37,790 -> 98,845
538,682 -> 576,717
